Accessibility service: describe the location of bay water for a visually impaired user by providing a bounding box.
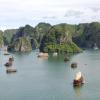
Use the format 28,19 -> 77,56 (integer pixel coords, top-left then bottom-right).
0,50 -> 100,100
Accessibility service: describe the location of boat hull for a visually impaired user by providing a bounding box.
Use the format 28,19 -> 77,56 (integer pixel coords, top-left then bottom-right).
73,76 -> 84,86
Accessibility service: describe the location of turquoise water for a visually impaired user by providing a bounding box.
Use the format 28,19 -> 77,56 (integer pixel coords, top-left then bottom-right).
0,50 -> 100,100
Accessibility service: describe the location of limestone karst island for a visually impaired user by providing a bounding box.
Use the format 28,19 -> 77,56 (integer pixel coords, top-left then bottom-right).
0,0 -> 100,100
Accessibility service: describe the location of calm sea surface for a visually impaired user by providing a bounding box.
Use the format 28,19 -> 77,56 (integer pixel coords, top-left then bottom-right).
0,49 -> 100,100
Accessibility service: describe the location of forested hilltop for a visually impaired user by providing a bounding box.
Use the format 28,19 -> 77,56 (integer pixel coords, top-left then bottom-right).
0,22 -> 100,52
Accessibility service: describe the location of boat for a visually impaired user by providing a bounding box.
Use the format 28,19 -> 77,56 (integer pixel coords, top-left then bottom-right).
71,62 -> 77,68
73,72 -> 84,86
93,43 -> 98,50
5,56 -> 14,67
38,52 -> 48,57
9,57 -> 14,61
4,53 -> 10,55
4,61 -> 12,67
5,56 -> 14,66
6,68 -> 17,73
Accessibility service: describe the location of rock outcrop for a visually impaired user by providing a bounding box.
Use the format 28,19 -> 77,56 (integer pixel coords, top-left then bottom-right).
8,25 -> 38,52
3,29 -> 17,45
40,26 -> 82,53
3,22 -> 100,52
72,22 -> 100,48
12,37 -> 32,52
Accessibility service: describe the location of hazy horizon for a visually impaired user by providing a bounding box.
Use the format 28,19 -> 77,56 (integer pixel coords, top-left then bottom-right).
0,0 -> 100,30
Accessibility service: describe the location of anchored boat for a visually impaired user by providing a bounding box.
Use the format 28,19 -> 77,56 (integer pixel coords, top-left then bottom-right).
38,52 -> 48,57
6,68 -> 17,73
73,72 -> 84,86
71,62 -> 77,68
93,43 -> 98,50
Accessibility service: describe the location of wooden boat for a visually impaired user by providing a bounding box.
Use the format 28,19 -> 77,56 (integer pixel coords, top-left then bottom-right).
4,61 -> 12,67
9,57 -> 14,61
4,56 -> 14,67
6,68 -> 17,73
71,62 -> 77,68
4,53 -> 10,55
73,72 -> 84,86
38,52 -> 48,57
73,77 -> 84,86
93,43 -> 98,50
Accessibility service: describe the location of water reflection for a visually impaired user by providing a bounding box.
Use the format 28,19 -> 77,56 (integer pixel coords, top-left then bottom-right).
0,50 -> 100,100
47,53 -> 71,63
73,85 -> 83,98
38,56 -> 48,60
48,54 -> 64,62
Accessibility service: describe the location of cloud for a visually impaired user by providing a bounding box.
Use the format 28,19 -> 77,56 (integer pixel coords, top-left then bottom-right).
0,0 -> 100,30
42,16 -> 57,19
90,7 -> 100,12
64,10 -> 84,18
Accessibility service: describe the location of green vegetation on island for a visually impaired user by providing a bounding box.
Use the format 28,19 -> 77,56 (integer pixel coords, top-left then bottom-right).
40,26 -> 82,53
73,22 -> 100,48
0,22 -> 100,52
0,30 -> 4,48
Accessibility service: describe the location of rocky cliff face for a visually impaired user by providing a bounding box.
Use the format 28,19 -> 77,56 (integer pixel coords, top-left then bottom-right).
35,22 -> 51,44
4,22 -> 100,52
13,37 -> 32,52
0,30 -> 4,48
72,22 -> 100,48
40,26 -> 82,53
8,25 -> 39,52
3,29 -> 17,45
13,25 -> 38,49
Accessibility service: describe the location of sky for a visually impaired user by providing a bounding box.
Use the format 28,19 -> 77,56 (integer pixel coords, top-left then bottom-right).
0,0 -> 100,30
